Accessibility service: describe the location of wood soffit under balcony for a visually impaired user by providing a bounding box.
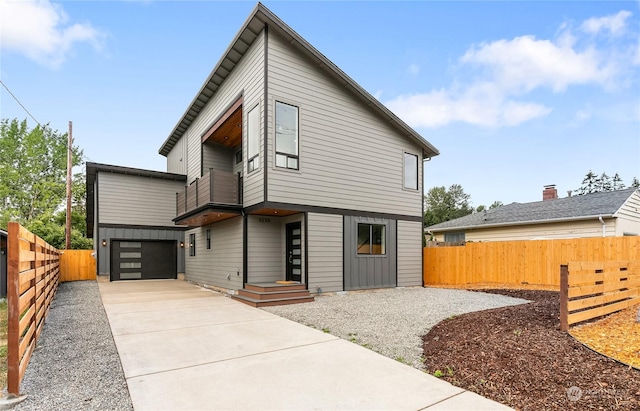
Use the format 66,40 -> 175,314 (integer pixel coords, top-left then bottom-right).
176,210 -> 241,227
201,98 -> 243,148
250,208 -> 300,217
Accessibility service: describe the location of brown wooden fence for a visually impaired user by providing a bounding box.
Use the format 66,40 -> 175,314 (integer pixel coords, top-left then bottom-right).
7,222 -> 60,396
424,237 -> 640,288
60,250 -> 96,282
560,261 -> 640,331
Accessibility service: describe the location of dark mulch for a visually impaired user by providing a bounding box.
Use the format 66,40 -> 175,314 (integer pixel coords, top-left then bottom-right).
422,290 -> 640,410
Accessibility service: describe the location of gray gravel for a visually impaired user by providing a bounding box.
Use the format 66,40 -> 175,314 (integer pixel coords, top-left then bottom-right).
263,287 -> 528,369
14,281 -> 133,411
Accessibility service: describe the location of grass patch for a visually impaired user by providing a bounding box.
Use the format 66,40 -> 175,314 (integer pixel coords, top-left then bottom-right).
0,299 -> 7,390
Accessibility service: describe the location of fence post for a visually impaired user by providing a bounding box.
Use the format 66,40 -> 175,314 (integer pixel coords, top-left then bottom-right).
560,264 -> 569,332
7,222 -> 20,395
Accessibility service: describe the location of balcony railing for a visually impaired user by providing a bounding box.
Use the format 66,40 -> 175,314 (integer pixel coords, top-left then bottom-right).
176,169 -> 242,217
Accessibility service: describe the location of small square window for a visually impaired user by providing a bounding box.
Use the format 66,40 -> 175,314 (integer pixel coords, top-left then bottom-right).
357,223 -> 386,255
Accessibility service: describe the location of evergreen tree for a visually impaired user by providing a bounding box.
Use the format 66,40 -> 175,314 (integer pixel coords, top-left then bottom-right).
612,173 -> 625,190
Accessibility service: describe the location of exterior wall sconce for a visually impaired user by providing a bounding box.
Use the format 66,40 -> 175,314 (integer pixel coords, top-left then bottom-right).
101,239 -> 107,247
179,241 -> 185,248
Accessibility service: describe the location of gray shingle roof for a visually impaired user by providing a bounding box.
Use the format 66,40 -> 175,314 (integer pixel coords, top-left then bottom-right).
427,188 -> 638,232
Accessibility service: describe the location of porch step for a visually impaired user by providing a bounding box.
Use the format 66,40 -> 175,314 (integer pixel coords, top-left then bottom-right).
232,294 -> 315,308
232,282 -> 314,307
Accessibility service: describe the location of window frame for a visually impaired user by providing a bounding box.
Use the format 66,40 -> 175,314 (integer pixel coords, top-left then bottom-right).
274,100 -> 299,171
247,103 -> 260,173
189,233 -> 196,257
403,151 -> 419,191
356,223 -> 386,256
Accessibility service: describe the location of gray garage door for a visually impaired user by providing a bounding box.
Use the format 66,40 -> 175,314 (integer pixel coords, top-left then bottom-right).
111,240 -> 177,281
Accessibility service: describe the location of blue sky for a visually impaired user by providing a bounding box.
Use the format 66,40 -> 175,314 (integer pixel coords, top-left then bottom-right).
1,1 -> 639,208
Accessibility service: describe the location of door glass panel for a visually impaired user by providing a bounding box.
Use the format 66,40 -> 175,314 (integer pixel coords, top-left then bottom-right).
120,242 -> 141,248
120,262 -> 142,269
120,272 -> 142,280
292,249 -> 301,255
293,259 -> 301,265
292,229 -> 301,235
120,252 -> 141,258
292,269 -> 301,275
292,239 -> 301,245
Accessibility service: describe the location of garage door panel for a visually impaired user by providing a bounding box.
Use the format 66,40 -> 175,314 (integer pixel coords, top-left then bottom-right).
111,240 -> 177,281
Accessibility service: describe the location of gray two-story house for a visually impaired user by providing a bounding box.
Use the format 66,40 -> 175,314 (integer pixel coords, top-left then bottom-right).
88,3 -> 439,305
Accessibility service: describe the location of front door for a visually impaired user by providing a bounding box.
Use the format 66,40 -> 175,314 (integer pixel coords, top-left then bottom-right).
285,222 -> 302,282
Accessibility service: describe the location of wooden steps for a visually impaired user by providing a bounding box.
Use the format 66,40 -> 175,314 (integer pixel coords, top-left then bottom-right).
232,283 -> 314,307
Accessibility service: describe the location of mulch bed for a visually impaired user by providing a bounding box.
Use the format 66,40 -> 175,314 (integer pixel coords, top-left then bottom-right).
422,290 -> 640,410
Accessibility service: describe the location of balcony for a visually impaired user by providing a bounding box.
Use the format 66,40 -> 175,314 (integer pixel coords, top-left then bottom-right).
175,169 -> 243,226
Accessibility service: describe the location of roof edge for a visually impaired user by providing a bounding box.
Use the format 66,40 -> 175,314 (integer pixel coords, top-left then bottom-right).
426,214 -> 616,233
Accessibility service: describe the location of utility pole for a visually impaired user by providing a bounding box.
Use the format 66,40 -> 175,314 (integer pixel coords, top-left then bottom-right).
65,121 -> 72,250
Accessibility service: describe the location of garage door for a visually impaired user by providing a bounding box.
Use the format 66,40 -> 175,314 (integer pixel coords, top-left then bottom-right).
111,240 -> 177,281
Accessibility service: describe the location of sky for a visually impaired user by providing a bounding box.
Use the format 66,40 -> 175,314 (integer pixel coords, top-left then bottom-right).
1,0 -> 639,208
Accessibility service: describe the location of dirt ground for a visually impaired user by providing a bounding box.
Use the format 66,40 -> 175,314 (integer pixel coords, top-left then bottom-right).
422,290 -> 640,410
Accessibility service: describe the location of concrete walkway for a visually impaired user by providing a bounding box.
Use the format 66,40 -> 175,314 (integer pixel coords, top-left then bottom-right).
99,280 -> 512,411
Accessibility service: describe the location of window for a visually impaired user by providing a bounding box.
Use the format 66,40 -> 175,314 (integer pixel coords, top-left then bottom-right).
235,149 -> 242,165
206,229 -> 211,249
357,223 -> 386,255
189,233 -> 196,257
404,152 -> 418,190
247,105 -> 260,173
275,101 -> 299,170
444,231 -> 465,243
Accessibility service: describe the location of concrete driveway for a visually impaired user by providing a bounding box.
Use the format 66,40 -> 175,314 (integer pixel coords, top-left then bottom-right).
99,280 -> 512,411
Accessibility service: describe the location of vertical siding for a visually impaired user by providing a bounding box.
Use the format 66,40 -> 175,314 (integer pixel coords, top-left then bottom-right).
167,135 -> 187,175
615,191 -> 640,236
172,30 -> 264,205
307,213 -> 343,292
98,173 -> 185,226
202,143 -> 233,173
267,31 -> 423,216
247,215 -> 283,283
397,220 -> 422,287
184,217 -> 243,289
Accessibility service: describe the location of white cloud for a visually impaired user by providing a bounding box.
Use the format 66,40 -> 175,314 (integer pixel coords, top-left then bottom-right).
0,0 -> 104,68
385,10 -> 636,129
386,83 -> 551,128
408,64 -> 420,76
581,10 -> 632,36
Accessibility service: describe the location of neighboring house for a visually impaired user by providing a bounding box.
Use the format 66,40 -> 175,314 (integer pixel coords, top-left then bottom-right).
427,186 -> 640,242
87,3 -> 440,301
0,229 -> 6,298
86,163 -> 188,281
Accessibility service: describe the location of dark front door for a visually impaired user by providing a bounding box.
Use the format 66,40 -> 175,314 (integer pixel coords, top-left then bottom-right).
111,240 -> 177,281
285,222 -> 302,282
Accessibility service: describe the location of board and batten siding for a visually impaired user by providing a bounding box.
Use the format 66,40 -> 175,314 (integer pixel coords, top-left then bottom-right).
615,190 -> 640,236
167,134 -> 187,175
266,31 -> 423,217
435,218 -> 617,242
98,173 -> 185,226
397,220 -> 423,287
247,215 -> 283,283
185,217 -> 243,289
307,213 -> 343,293
166,30 -> 265,206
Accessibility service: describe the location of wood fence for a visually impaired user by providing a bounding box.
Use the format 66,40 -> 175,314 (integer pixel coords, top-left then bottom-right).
424,237 -> 640,288
560,261 -> 640,331
60,250 -> 96,282
7,222 -> 60,396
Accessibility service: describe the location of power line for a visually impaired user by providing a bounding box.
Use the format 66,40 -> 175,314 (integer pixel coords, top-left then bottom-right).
0,79 -> 42,127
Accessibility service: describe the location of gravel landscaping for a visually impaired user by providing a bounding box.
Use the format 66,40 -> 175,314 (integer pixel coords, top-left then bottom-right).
14,281 -> 132,411
263,287 -> 528,369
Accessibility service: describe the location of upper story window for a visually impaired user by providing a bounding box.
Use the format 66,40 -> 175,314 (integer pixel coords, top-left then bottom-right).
275,101 -> 299,170
404,152 -> 418,190
247,105 -> 260,173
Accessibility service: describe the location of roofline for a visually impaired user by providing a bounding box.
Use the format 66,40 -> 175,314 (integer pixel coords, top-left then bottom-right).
0,229 -> 6,237
158,2 -> 439,158
86,162 -> 187,181
426,214 -> 616,233
612,188 -> 639,217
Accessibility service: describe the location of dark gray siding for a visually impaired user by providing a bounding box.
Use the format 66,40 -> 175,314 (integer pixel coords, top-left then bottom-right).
97,226 -> 184,276
343,216 -> 397,290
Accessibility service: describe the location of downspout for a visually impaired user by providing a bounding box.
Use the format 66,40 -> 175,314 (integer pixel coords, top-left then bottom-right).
598,215 -> 606,237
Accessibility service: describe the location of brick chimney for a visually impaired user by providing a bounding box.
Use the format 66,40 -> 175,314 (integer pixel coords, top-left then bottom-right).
543,185 -> 558,201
